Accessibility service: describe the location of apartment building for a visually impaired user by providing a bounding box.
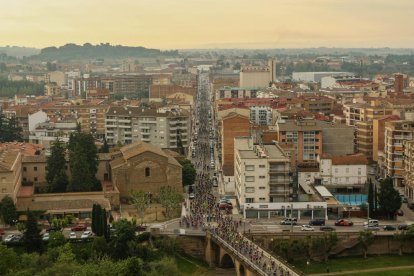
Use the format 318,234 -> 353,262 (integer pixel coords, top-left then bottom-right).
372,115 -> 400,162
44,83 -> 62,97
0,149 -> 22,202
343,102 -> 393,126
240,64 -> 273,88
216,86 -> 258,100
403,140 -> 414,200
250,106 -> 273,125
105,106 -> 190,151
29,121 -> 78,148
383,120 -> 414,189
319,154 -> 368,193
41,101 -> 108,138
149,84 -> 196,100
234,137 -> 291,210
220,112 -> 250,176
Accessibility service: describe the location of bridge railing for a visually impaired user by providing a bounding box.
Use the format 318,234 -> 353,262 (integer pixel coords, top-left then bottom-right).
209,230 -> 303,276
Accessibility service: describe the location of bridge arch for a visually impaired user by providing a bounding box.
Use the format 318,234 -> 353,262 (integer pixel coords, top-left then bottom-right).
220,253 -> 235,268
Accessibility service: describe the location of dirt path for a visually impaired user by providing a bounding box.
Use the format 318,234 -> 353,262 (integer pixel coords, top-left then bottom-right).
311,264 -> 414,275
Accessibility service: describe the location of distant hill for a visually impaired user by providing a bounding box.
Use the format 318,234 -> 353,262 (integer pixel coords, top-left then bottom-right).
0,46 -> 40,58
32,43 -> 178,61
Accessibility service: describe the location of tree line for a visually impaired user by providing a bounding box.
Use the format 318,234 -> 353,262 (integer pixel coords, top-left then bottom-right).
0,210 -> 185,276
0,77 -> 45,98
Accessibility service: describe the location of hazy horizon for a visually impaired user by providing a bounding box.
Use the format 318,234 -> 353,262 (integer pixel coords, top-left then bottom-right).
1,0 -> 413,49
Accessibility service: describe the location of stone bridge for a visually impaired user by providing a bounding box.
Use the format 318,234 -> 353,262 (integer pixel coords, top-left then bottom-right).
205,231 -> 303,276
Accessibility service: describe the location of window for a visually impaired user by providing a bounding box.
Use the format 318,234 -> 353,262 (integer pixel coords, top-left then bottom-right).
34,177 -> 38,182
245,165 -> 255,171
259,187 -> 266,190
346,168 -> 349,173
259,176 -> 265,179
245,187 -> 255,193
346,177 -> 349,182
245,176 -> 255,182
145,167 -> 151,177
259,197 -> 266,201
259,165 -> 266,168
334,168 -> 338,173
246,198 -> 254,203
23,167 -> 27,172
358,168 -> 361,175
34,166 -> 38,171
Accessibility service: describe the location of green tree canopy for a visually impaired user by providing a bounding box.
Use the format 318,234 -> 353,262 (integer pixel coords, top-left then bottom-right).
158,186 -> 182,218
0,113 -> 22,142
130,191 -> 151,225
179,159 -> 196,187
378,178 -> 401,219
24,210 -> 43,253
0,196 -> 18,225
46,138 -> 68,192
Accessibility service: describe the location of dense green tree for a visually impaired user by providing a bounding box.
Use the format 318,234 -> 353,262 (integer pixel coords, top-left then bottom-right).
0,244 -> 18,274
378,178 -> 401,219
24,210 -> 43,253
158,186 -> 182,218
68,132 -> 99,192
130,191 -> 151,225
0,113 -> 22,142
110,219 -> 136,260
358,229 -> 374,258
92,204 -> 97,234
91,236 -> 109,258
0,195 -> 18,225
48,232 -> 67,248
67,143 -> 92,192
179,159 -> 196,187
0,77 -> 45,98
46,138 -> 68,192
368,180 -> 374,215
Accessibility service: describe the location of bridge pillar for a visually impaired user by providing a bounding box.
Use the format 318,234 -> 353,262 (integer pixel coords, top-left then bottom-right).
234,259 -> 242,276
205,233 -> 215,267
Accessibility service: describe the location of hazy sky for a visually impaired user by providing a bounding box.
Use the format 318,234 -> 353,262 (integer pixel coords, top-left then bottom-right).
1,0 -> 413,49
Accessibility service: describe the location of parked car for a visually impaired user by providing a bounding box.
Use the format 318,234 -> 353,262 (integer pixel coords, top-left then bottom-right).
398,224 -> 409,230
364,225 -> 380,231
189,193 -> 195,199
301,225 -> 314,231
42,233 -> 50,241
0,228 -> 5,237
320,226 -> 336,231
363,219 -> 379,227
4,234 -> 16,243
81,231 -> 93,239
335,219 -> 354,226
309,219 -> 325,226
71,224 -> 87,232
383,225 -> 397,231
212,179 -> 218,187
69,232 -> 77,240
280,218 -> 297,225
396,209 -> 404,216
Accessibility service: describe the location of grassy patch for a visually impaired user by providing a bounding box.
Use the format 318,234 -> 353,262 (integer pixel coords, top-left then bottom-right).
291,254 -> 414,274
175,253 -> 211,275
342,267 -> 414,276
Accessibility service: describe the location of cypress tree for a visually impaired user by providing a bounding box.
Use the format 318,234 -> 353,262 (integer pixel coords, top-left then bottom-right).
91,204 -> 96,234
368,181 -> 374,215
102,208 -> 108,240
96,204 -> 103,236
24,210 -> 43,253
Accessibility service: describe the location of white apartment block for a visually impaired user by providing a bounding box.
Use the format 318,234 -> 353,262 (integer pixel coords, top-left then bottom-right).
250,106 -> 273,125
29,121 -> 77,148
234,137 -> 291,210
105,106 -> 190,151
318,154 -> 368,193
